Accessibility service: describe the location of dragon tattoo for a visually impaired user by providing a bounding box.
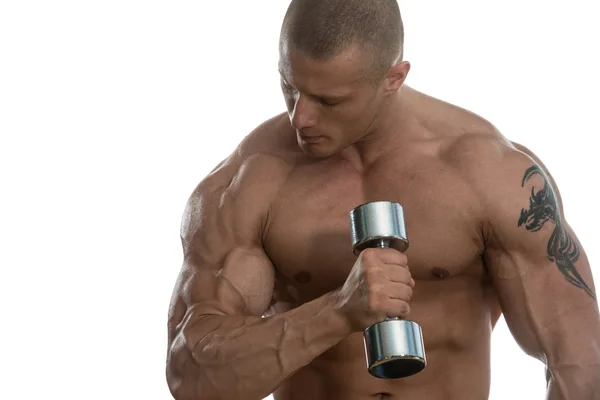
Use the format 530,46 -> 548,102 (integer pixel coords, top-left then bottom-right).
517,165 -> 595,300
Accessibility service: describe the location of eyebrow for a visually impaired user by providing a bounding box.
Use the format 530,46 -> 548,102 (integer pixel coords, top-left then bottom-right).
278,70 -> 349,101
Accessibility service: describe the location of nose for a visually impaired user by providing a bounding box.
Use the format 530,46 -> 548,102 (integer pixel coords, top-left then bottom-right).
289,94 -> 317,131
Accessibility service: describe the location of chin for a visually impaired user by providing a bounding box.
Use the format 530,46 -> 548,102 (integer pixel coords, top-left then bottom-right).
298,142 -> 337,158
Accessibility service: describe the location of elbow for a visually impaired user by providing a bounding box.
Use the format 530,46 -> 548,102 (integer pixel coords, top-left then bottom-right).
166,362 -> 223,400
168,315 -> 249,400
166,373 -> 190,400
166,337 -> 222,400
165,355 -> 196,400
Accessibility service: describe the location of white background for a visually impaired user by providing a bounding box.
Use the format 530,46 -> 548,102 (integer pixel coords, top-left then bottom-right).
1,1 -> 598,399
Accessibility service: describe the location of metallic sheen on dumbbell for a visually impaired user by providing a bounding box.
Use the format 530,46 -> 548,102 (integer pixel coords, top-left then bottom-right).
349,201 -> 426,379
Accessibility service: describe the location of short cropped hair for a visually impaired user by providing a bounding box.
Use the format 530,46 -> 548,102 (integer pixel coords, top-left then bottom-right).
280,0 -> 404,81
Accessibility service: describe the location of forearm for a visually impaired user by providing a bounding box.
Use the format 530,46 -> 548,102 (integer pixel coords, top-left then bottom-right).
546,363 -> 600,400
169,290 -> 352,400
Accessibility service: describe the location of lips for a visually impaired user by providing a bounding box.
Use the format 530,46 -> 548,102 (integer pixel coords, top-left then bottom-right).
299,133 -> 324,143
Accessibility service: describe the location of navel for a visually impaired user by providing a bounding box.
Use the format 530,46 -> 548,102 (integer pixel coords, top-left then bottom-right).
294,271 -> 312,284
430,267 -> 450,280
373,393 -> 392,399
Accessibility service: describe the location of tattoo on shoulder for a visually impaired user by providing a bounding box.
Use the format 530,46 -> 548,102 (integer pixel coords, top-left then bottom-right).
517,165 -> 596,300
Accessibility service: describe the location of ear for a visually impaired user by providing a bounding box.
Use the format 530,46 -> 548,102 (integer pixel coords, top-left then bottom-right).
383,61 -> 411,95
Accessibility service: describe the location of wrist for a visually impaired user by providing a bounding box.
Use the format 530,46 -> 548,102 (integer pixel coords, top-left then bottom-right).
326,289 -> 357,335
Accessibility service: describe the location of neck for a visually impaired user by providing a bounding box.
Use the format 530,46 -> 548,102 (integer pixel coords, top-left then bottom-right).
343,85 -> 418,169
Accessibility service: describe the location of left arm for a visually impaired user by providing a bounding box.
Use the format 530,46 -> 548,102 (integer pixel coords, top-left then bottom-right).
477,141 -> 600,399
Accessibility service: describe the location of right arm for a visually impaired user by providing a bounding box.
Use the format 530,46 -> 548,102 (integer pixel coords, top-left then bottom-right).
165,153 -> 353,400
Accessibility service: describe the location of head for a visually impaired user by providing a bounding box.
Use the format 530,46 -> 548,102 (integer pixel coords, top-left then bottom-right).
279,0 -> 410,158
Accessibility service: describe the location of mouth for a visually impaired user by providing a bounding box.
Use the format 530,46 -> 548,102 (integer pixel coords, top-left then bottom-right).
299,133 -> 325,143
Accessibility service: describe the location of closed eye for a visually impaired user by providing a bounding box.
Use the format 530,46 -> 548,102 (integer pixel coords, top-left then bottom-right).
317,97 -> 341,107
280,76 -> 342,107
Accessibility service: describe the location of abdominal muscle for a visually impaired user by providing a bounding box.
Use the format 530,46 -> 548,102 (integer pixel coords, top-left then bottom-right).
267,257 -> 499,400
273,324 -> 493,400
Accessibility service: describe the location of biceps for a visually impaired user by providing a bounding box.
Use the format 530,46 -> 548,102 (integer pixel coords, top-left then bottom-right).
181,246 -> 276,318
485,223 -> 598,360
216,247 -> 276,316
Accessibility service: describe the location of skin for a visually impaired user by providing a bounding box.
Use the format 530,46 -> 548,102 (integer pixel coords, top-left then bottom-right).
165,41 -> 600,400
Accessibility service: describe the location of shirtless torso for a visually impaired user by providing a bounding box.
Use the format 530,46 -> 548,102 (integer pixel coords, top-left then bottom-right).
253,88 -> 500,399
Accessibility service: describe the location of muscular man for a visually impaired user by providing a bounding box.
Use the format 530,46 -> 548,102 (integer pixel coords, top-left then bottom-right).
165,1 -> 600,399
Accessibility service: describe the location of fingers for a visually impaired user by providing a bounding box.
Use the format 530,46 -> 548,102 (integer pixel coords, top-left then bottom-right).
382,264 -> 413,286
365,247 -> 408,267
368,291 -> 411,319
360,248 -> 412,286
360,248 -> 415,319
385,281 -> 413,302
382,299 -> 411,319
368,280 -> 413,305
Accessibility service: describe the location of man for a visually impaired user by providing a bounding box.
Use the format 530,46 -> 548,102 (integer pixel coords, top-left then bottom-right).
165,0 -> 600,399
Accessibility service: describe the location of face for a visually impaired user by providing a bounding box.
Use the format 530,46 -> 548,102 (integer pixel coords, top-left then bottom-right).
278,44 -> 393,158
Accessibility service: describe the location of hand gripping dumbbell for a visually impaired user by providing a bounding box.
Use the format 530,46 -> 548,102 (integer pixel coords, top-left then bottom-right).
349,201 -> 426,379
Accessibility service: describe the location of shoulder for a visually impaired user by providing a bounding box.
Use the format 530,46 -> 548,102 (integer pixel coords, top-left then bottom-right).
443,127 -> 517,171
413,90 -> 538,177
412,90 -> 555,199
437,110 -> 545,188
196,112 -> 296,191
181,113 -> 297,246
440,121 -> 565,234
415,90 -> 566,239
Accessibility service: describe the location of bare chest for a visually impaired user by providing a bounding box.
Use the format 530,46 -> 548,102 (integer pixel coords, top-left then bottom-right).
263,155 -> 486,303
